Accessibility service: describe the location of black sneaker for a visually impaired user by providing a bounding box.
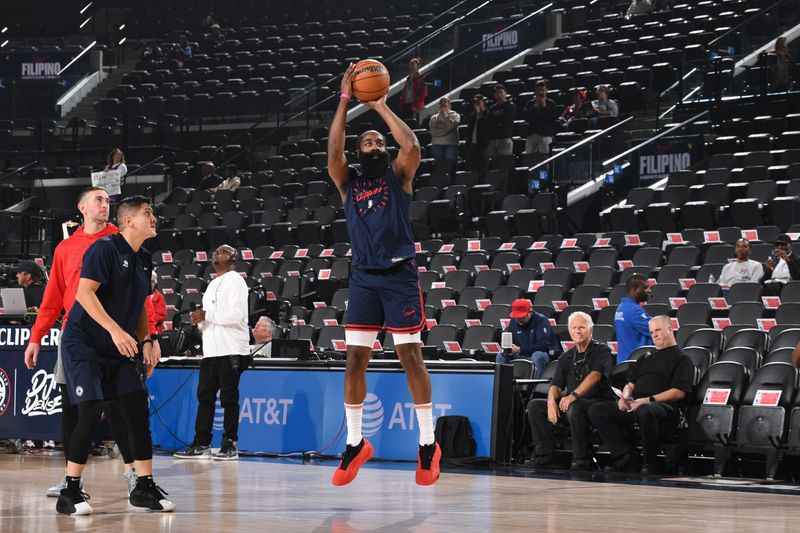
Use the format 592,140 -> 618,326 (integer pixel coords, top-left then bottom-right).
213,439 -> 239,461
129,480 -> 176,512
173,442 -> 212,460
56,487 -> 92,516
570,458 -> 595,471
603,452 -> 640,473
524,453 -> 557,468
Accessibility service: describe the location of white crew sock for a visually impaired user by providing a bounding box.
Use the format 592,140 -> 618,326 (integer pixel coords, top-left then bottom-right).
415,403 -> 435,446
345,403 -> 363,446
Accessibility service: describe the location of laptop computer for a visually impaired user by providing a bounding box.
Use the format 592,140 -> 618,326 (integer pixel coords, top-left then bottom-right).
1,288 -> 27,314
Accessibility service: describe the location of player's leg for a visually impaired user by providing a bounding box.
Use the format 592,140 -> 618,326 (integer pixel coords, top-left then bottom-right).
56,342 -> 105,515
174,357 -> 217,459
107,398 -> 138,494
213,355 -> 243,460
47,343 -> 80,497
383,261 -> 441,485
333,269 -> 382,486
46,383 -> 80,497
115,389 -> 175,512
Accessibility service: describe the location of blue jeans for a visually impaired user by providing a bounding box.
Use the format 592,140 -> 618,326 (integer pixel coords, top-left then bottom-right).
495,351 -> 550,378
431,144 -> 459,161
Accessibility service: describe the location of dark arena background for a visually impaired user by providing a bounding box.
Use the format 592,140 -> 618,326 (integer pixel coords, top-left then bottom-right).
1,0 -> 800,530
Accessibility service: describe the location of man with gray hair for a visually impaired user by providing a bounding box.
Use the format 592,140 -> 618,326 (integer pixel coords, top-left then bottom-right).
589,315 -> 695,475
525,311 -> 614,470
251,316 -> 277,357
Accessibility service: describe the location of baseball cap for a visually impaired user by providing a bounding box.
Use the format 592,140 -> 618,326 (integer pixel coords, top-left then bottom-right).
509,299 -> 532,319
16,260 -> 41,275
775,234 -> 792,245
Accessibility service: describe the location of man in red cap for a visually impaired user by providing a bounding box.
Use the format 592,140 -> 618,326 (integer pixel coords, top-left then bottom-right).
500,299 -> 557,378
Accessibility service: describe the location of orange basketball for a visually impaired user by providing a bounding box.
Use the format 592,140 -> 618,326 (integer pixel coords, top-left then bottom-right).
351,59 -> 390,102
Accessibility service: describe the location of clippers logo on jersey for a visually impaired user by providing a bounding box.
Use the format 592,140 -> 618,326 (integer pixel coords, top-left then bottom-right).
0,367 -> 10,416
352,175 -> 390,216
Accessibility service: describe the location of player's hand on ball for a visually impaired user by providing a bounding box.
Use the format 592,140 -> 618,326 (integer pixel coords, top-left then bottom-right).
341,63 -> 356,94
111,326 -> 138,357
362,94 -> 388,110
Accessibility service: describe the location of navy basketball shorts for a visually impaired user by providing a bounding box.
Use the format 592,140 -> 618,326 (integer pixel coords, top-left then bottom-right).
345,259 -> 425,338
60,333 -> 146,405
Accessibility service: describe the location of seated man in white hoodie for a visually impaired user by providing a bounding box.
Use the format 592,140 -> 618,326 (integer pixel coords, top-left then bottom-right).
718,239 -> 764,289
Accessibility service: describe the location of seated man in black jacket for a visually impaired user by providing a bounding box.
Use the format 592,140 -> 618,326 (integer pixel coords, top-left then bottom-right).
588,315 -> 694,475
526,311 -> 614,470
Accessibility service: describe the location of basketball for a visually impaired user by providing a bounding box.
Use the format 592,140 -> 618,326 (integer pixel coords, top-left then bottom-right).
351,59 -> 390,101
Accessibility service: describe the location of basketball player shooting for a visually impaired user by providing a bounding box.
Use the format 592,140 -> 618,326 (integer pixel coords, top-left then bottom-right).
327,63 -> 441,486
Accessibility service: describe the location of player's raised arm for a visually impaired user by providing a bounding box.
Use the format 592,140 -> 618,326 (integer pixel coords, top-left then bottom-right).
363,95 -> 421,192
328,64 -> 357,200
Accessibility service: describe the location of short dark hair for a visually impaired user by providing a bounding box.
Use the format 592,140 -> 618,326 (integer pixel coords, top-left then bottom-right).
626,273 -> 647,292
116,195 -> 151,224
78,186 -> 108,204
494,84 -> 506,92
535,79 -> 549,88
355,130 -> 385,153
225,164 -> 237,174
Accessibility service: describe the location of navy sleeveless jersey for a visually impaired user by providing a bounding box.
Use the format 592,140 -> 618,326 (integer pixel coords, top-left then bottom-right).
344,166 -> 415,270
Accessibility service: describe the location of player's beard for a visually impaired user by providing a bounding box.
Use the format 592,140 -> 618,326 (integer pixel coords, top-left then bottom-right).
358,150 -> 390,178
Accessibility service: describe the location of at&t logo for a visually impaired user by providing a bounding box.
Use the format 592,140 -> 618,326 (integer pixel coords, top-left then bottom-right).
362,392 -> 452,434
361,393 -> 384,437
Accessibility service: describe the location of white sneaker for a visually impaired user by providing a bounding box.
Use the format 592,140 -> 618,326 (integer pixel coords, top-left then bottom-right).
124,468 -> 137,496
47,476 -> 83,498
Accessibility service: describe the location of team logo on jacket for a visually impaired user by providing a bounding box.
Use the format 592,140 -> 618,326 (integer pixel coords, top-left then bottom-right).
352,176 -> 390,215
0,367 -> 10,416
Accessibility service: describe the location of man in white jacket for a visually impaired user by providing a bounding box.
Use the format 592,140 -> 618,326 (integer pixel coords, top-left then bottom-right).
174,244 -> 250,461
428,97 -> 461,165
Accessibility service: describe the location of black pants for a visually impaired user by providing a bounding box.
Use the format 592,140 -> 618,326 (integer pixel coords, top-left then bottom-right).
194,356 -> 242,445
59,384 -> 134,464
466,146 -> 489,178
527,398 -> 596,459
67,390 -> 152,465
588,400 -> 678,464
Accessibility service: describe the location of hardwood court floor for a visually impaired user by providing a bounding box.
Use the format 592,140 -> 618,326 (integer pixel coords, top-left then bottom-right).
2,452 -> 800,533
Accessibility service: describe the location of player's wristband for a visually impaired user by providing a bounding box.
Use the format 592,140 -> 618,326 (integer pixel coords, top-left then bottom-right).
340,93 -> 351,101
141,338 -> 154,346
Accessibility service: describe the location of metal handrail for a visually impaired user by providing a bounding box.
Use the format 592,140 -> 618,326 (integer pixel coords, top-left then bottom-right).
0,161 -> 39,183
602,110 -> 708,167
707,0 -> 793,50
528,116 -> 633,173
658,67 -> 698,101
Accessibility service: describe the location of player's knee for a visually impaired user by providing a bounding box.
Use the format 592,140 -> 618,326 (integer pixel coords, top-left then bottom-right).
77,400 -> 104,424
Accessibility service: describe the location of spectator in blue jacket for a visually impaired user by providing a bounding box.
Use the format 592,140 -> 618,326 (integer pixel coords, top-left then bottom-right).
499,299 -> 557,378
614,274 -> 653,363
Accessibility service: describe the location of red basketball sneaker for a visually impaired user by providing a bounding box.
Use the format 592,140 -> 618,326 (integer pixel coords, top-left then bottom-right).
332,438 -> 374,486
415,442 -> 441,486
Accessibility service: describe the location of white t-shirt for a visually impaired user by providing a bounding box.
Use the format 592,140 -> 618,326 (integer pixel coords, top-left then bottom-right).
199,270 -> 250,357
718,259 -> 764,287
770,258 -> 791,284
